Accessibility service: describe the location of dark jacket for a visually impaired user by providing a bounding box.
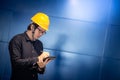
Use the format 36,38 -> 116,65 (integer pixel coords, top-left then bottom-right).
9,32 -> 45,80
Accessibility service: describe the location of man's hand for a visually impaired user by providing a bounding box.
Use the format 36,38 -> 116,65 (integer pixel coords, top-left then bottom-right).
38,51 -> 50,62
37,51 -> 51,68
37,58 -> 51,68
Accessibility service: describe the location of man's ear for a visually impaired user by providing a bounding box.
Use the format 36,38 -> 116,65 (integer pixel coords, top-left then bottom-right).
30,24 -> 35,32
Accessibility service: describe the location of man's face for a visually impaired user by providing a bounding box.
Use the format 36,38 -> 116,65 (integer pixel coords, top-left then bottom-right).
34,26 -> 46,39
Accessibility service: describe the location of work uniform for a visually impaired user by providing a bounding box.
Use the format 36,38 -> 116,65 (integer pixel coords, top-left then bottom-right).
9,32 -> 45,80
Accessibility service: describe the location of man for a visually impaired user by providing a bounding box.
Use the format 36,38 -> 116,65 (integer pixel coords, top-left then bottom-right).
9,12 -> 51,80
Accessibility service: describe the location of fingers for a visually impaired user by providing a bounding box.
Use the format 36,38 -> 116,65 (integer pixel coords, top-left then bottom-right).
38,51 -> 50,62
37,56 -> 43,62
37,59 -> 51,68
37,61 -> 45,68
42,51 -> 50,58
44,58 -> 51,64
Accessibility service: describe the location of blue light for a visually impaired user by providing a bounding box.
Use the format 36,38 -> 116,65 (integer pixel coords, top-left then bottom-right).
60,0 -> 109,23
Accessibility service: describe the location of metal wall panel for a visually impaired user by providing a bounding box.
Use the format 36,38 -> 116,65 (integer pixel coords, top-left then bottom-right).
0,42 -> 11,80
40,50 -> 101,80
40,17 -> 107,56
101,58 -> 120,80
0,10 -> 12,42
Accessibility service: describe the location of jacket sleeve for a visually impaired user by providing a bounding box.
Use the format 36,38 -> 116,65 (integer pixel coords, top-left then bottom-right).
9,37 -> 38,69
32,63 -> 46,74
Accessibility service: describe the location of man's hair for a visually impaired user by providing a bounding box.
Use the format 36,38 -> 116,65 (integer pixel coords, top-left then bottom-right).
27,23 -> 39,30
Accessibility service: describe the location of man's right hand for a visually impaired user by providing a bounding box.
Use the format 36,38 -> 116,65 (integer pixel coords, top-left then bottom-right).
37,51 -> 50,68
37,51 -> 50,62
37,58 -> 51,68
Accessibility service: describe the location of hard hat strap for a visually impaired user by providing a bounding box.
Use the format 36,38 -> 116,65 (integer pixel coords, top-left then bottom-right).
31,22 -> 39,41
32,31 -> 35,41
32,25 -> 37,41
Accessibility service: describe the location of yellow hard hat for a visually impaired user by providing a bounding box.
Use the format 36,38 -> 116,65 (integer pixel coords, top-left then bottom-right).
31,12 -> 50,31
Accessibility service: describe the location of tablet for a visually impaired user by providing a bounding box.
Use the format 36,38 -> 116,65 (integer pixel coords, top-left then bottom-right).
43,56 -> 56,61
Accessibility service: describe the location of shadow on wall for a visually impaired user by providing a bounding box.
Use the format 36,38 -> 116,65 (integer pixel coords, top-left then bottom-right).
51,34 -> 68,80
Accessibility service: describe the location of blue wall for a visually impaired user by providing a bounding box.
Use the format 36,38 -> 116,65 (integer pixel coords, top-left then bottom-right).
0,0 -> 120,80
